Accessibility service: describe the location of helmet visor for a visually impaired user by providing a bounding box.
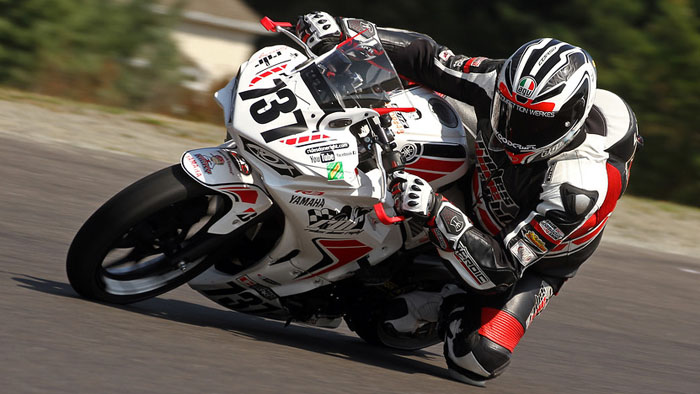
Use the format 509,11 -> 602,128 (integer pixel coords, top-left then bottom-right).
490,92 -> 583,153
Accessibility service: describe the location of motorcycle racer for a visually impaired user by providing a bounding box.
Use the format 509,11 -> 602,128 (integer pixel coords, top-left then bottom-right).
295,12 -> 641,386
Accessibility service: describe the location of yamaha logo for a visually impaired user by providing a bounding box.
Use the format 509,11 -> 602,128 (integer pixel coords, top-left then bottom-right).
400,143 -> 418,163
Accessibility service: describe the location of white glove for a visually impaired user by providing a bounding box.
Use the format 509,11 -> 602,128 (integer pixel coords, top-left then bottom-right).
390,171 -> 438,222
295,12 -> 343,54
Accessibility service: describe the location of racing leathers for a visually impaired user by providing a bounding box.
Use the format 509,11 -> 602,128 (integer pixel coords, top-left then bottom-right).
298,14 -> 641,385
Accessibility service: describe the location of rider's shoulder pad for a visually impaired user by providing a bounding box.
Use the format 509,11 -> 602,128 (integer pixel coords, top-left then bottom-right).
539,154 -> 608,221
559,182 -> 599,219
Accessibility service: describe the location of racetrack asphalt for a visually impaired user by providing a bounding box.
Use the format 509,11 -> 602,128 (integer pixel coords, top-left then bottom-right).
1,134 -> 698,394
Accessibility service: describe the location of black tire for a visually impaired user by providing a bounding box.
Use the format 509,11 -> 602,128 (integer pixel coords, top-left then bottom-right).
345,308 -> 441,351
344,308 -> 384,347
67,164 -> 235,304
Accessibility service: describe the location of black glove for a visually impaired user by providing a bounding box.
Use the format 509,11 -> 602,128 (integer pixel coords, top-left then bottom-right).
295,12 -> 343,55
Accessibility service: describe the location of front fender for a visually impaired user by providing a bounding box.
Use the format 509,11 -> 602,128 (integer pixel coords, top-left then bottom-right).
181,147 -> 273,235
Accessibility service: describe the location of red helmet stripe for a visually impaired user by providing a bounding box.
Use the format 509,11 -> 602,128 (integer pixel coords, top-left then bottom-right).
499,82 -> 555,112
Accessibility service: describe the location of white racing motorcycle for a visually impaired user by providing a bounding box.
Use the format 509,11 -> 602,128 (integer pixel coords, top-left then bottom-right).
67,17 -> 471,349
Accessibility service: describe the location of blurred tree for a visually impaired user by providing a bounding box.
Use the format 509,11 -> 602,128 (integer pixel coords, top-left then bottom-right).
246,0 -> 700,205
0,0 -> 185,110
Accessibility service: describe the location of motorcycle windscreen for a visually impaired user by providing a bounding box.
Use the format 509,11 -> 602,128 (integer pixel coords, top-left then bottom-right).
303,35 -> 404,110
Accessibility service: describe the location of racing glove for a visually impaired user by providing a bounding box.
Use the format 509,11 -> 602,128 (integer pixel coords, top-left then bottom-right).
389,171 -> 440,224
295,12 -> 343,54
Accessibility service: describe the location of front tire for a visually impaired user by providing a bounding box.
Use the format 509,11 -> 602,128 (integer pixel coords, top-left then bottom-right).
67,165 -> 233,304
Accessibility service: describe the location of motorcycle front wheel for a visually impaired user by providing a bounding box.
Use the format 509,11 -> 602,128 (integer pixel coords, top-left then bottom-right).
67,164 -> 245,304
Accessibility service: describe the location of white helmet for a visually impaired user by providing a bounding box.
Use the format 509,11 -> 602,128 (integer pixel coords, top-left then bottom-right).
490,38 -> 597,164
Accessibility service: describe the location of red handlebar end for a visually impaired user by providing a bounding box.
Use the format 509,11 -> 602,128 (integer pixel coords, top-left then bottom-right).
373,107 -> 417,116
261,17 -> 292,32
373,202 -> 405,225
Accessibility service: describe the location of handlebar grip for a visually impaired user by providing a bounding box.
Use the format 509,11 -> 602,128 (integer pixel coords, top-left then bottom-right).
373,202 -> 405,225
382,150 -> 404,173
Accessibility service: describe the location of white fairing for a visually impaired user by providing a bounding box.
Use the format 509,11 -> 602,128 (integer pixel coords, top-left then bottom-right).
182,43 -> 470,319
214,75 -> 238,125
181,148 -> 273,235
391,87 -> 469,189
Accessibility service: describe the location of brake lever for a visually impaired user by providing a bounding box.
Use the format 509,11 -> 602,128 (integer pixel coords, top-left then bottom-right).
260,16 -> 317,59
373,202 -> 405,225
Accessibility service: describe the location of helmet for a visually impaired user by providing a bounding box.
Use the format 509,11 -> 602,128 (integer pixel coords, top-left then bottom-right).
490,38 -> 597,164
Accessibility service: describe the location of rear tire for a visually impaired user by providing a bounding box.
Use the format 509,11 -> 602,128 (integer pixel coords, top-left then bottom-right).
345,308 -> 441,351
67,165 -> 232,304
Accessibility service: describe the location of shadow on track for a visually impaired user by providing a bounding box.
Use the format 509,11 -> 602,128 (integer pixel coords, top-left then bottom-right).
12,274 -> 449,380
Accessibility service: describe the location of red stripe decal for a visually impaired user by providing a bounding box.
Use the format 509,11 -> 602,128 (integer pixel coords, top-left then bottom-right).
406,157 -> 463,172
598,163 -> 622,220
462,57 -> 475,72
499,82 -> 555,112
572,217 -> 608,245
569,215 -> 597,239
220,188 -> 258,204
568,162 -> 622,242
478,308 -> 524,352
552,243 -> 566,252
318,239 -> 364,248
531,219 -> 559,244
404,169 -> 444,182
304,240 -> 372,278
471,171 -> 480,199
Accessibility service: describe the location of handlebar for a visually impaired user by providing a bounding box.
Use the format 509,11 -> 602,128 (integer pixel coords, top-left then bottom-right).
369,107 -> 416,225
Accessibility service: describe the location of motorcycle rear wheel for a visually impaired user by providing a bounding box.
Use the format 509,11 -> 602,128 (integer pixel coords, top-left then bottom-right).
345,310 -> 441,351
67,164 -> 236,304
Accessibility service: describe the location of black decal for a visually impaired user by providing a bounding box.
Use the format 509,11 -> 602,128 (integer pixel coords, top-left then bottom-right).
242,138 -> 302,177
239,79 -> 286,100
270,249 -> 300,266
304,143 -> 350,154
260,109 -> 308,143
289,195 -> 325,208
306,206 -> 369,234
422,143 -> 466,158
236,211 -> 257,222
250,88 -> 297,124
